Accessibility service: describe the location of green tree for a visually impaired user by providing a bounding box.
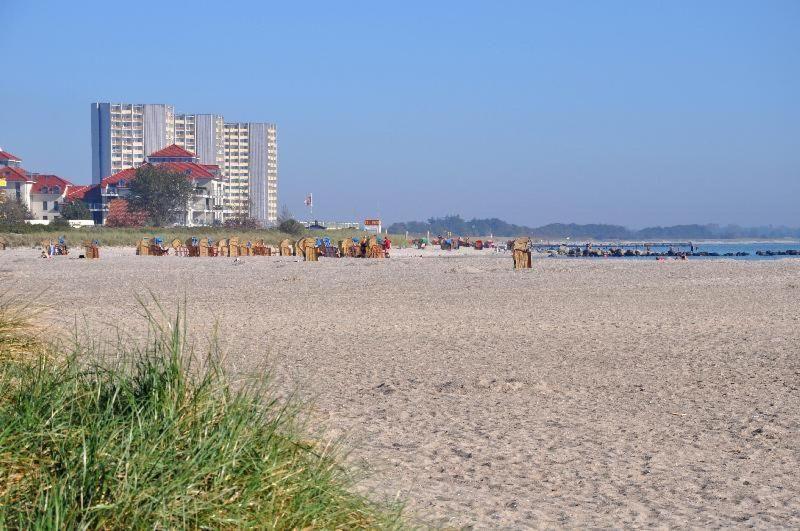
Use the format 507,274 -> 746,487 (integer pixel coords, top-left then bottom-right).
0,196 -> 33,223
276,204 -> 304,235
127,165 -> 194,226
278,218 -> 305,236
60,200 -> 92,220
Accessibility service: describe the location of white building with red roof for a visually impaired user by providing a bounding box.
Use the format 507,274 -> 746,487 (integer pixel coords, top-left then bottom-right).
0,148 -> 76,221
88,144 -> 226,226
1,144 -> 225,226
0,165 -> 34,209
28,174 -> 73,220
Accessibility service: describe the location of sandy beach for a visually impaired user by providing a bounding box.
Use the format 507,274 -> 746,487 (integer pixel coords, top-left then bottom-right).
2,247 -> 798,528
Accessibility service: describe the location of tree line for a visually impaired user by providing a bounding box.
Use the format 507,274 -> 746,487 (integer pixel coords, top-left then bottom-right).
387,215 -> 800,240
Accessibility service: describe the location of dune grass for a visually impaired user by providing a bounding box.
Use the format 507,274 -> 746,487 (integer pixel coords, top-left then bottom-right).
0,297 -> 403,529
0,226 -> 410,249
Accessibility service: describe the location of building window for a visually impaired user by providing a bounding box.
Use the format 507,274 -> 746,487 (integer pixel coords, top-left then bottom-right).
43,201 -> 48,210
54,201 -> 59,211
43,215 -> 48,220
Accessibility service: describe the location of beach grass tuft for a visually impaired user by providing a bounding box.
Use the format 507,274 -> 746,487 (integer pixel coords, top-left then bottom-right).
0,295 -> 402,529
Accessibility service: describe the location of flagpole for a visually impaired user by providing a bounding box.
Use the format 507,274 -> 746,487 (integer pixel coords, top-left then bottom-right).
304,193 -> 314,221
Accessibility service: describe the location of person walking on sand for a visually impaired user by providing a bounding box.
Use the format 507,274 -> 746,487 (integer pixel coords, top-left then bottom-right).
383,236 -> 392,258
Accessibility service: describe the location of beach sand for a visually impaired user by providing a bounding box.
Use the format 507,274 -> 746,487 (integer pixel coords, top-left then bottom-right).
2,247 -> 798,527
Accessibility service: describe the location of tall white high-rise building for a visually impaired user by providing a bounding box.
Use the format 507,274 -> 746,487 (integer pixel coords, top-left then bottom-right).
91,103 -> 176,181
91,102 -> 278,224
222,122 -> 278,220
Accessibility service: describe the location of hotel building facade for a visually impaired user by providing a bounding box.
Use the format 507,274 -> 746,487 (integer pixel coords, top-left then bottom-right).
90,103 -> 278,224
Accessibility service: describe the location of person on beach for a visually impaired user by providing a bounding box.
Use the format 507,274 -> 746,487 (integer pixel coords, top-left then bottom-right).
383,236 -> 392,258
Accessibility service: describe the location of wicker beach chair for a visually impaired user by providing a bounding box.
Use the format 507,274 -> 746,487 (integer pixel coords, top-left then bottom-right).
512,237 -> 532,269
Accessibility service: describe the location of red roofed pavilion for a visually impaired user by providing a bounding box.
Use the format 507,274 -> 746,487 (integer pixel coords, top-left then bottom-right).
147,144 -> 198,163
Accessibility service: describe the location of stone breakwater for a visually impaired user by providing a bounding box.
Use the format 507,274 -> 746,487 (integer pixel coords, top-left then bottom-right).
755,249 -> 800,256
543,247 -> 800,258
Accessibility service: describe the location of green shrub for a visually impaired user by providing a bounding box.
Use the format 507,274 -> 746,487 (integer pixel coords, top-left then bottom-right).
60,200 -> 92,221
0,198 -> 32,223
0,299 -> 402,529
49,216 -> 71,228
278,219 -> 305,236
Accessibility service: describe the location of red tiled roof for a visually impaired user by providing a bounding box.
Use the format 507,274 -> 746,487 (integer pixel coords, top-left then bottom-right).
66,185 -> 96,201
101,167 -> 137,187
101,162 -> 218,187
148,144 -> 196,159
30,174 -> 73,194
163,162 -> 216,179
0,166 -> 31,182
201,164 -> 225,181
0,150 -> 21,162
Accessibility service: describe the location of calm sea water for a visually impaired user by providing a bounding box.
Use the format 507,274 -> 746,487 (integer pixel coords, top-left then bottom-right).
538,242 -> 800,260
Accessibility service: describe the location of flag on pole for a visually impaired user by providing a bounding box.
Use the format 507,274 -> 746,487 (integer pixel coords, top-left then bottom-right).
304,193 -> 313,207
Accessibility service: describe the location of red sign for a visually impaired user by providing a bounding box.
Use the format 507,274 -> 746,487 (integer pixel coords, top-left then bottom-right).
364,219 -> 381,226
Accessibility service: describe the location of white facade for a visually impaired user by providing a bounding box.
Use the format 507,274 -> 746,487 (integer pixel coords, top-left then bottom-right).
185,178 -> 226,227
28,190 -> 68,221
91,102 -> 278,225
0,177 -> 33,209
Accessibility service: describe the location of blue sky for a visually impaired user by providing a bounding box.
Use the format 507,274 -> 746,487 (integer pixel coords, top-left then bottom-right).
1,0 -> 798,227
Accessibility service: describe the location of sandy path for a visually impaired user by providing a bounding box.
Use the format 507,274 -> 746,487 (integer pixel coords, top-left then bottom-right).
2,248 -> 799,528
